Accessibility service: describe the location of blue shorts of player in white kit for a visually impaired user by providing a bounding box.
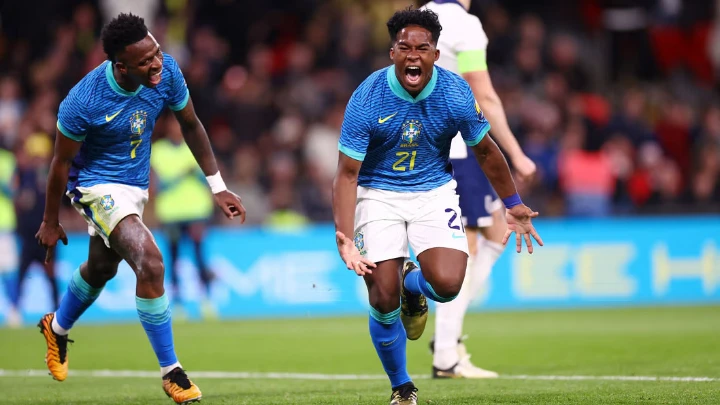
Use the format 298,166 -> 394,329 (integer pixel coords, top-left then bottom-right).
449,134 -> 502,228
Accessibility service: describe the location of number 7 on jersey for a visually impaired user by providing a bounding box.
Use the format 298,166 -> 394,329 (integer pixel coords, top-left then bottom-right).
130,139 -> 142,159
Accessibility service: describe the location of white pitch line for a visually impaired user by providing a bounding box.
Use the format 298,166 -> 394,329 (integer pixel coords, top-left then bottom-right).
0,369 -> 717,382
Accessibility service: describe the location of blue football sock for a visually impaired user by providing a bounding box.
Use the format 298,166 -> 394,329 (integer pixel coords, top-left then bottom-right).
54,268 -> 103,331
404,268 -> 456,303
369,307 -> 411,389
136,293 -> 178,367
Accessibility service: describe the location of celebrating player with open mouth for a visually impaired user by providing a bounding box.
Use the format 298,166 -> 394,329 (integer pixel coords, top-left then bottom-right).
35,12 -> 245,404
332,7 -> 542,405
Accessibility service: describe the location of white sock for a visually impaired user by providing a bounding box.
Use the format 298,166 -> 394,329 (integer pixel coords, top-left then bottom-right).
433,238 -> 504,369
467,239 -> 503,301
161,361 -> 182,377
433,256 -> 474,369
51,313 -> 70,336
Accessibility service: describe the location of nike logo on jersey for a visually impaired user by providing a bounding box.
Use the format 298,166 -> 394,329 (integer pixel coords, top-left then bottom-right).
451,233 -> 465,239
105,109 -> 124,122
378,112 -> 398,124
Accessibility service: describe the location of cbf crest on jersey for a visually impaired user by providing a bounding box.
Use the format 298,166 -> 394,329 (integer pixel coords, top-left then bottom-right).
130,111 -> 148,136
400,119 -> 422,148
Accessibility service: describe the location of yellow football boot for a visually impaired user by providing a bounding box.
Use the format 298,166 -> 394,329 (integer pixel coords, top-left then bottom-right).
163,367 -> 202,404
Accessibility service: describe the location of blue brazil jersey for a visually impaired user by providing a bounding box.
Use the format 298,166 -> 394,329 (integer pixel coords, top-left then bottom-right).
338,65 -> 490,192
57,53 -> 189,192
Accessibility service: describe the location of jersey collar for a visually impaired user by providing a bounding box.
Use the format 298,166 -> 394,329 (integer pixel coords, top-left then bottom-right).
105,61 -> 144,97
386,65 -> 438,104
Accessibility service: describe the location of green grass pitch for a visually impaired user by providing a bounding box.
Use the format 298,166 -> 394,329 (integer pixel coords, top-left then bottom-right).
0,305 -> 718,404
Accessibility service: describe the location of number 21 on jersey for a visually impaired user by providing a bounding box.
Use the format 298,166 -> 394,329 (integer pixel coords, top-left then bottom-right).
393,151 -> 417,171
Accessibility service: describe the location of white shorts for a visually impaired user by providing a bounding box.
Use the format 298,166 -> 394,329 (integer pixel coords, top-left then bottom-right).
67,184 -> 149,248
353,179 -> 469,263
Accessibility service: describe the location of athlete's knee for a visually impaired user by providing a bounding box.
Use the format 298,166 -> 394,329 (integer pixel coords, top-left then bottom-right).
135,250 -> 165,286
427,266 -> 465,301
85,260 -> 120,287
368,285 -> 400,314
92,263 -> 119,284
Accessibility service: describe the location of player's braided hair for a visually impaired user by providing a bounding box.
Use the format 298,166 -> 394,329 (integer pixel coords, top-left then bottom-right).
101,13 -> 148,62
386,6 -> 442,45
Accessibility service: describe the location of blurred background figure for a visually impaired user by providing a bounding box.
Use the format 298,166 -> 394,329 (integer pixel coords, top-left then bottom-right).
0,143 -> 18,327
8,133 -> 58,328
151,114 -> 216,320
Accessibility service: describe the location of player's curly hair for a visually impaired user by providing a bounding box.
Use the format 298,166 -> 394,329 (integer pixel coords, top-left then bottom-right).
386,6 -> 442,45
101,13 -> 148,62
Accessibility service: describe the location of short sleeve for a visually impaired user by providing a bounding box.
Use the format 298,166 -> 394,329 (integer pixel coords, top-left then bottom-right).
56,87 -> 90,142
165,54 -> 190,111
457,81 -> 490,147
338,90 -> 372,161
455,16 -> 488,73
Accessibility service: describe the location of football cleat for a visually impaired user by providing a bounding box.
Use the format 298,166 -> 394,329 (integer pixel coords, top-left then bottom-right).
390,382 -> 418,405
163,367 -> 202,404
400,260 -> 428,340
38,313 -> 73,382
430,336 -> 499,379
432,360 -> 499,379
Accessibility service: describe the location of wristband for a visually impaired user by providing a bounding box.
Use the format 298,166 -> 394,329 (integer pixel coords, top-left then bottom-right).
206,171 -> 227,194
502,193 -> 522,209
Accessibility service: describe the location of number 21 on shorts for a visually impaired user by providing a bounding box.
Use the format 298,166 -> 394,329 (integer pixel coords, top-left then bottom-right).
445,208 -> 465,235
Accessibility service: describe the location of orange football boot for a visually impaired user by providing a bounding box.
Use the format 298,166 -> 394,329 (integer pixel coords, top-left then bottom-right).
37,313 -> 73,381
163,367 -> 202,404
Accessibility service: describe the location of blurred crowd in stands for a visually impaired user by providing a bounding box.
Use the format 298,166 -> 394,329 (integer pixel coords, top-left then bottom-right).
1,0 -> 719,232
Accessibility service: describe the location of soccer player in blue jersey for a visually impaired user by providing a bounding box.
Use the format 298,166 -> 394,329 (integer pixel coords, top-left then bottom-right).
34,13 -> 245,404
332,8 -> 542,405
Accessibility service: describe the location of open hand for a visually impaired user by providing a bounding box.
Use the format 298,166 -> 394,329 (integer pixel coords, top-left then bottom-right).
502,205 -> 543,254
335,231 -> 376,276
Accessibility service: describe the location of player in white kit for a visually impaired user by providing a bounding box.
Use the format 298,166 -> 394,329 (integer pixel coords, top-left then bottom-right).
421,0 -> 537,379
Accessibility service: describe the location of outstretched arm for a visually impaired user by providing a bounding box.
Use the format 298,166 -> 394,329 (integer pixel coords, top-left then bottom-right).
173,98 -> 246,222
456,24 -> 536,180
333,153 -> 361,242
463,71 -> 532,170
471,135 -> 543,253
36,129 -> 81,262
172,97 -> 219,177
469,134 -> 517,199
332,152 -> 376,275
